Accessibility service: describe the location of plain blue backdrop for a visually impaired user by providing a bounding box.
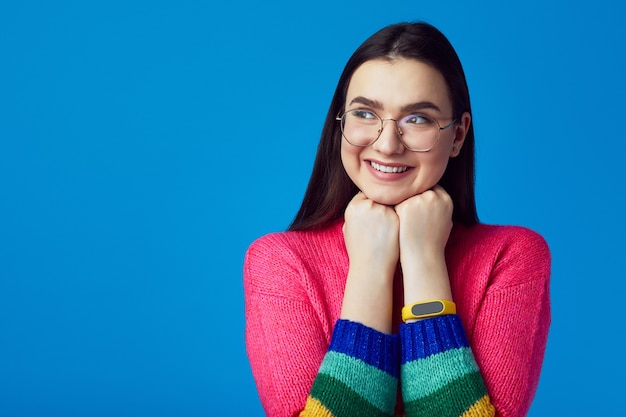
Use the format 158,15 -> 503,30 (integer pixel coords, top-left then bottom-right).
1,0 -> 625,415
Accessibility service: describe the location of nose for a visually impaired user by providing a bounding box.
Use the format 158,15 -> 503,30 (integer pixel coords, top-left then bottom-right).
372,118 -> 405,155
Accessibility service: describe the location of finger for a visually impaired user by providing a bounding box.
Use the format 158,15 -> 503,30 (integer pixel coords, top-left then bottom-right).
432,185 -> 454,212
432,184 -> 451,199
350,191 -> 367,203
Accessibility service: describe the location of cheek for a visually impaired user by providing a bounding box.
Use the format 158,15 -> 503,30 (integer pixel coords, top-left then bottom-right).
422,152 -> 452,184
405,150 -> 451,193
340,143 -> 361,183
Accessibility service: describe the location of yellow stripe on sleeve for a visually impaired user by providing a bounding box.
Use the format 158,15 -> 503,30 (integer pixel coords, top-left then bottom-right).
460,395 -> 496,417
299,396 -> 335,417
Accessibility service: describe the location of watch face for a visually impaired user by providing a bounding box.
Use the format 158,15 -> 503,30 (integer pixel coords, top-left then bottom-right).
411,301 -> 444,316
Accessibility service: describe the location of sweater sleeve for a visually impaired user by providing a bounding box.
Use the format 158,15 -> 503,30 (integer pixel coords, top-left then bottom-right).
399,316 -> 496,417
302,320 -> 399,416
244,236 -> 399,417
469,228 -> 551,417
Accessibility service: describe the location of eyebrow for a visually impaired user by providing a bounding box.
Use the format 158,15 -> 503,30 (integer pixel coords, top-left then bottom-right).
348,96 -> 442,113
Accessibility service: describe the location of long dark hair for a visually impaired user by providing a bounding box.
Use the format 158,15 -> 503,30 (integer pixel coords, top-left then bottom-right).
289,22 -> 478,231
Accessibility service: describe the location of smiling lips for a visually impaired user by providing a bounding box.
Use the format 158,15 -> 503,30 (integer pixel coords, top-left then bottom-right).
369,160 -> 410,173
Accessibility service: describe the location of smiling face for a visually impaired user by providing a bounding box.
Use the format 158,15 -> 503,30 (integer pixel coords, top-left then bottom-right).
340,58 -> 470,206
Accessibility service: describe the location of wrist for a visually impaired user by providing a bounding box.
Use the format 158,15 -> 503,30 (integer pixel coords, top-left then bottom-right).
341,269 -> 394,334
400,257 -> 452,305
348,261 -> 396,284
399,243 -> 445,262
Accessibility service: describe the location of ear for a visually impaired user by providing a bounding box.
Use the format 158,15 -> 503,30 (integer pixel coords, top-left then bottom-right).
450,112 -> 471,158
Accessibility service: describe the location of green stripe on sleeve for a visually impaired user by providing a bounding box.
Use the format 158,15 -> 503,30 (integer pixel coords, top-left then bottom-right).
401,347 -> 478,402
319,351 -> 397,413
403,371 -> 488,417
310,373 -> 394,417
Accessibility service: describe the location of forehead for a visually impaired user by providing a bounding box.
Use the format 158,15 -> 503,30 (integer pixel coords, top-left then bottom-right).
346,58 -> 452,112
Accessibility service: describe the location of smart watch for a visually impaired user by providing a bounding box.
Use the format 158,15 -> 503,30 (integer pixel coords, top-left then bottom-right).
401,300 -> 456,322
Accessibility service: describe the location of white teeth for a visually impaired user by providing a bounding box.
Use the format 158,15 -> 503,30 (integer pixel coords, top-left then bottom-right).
370,161 -> 408,173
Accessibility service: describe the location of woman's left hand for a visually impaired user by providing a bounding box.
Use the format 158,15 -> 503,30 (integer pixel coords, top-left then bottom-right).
394,185 -> 453,255
393,185 -> 454,303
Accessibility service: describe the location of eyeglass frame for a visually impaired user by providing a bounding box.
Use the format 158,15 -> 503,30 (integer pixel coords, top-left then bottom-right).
335,109 -> 457,152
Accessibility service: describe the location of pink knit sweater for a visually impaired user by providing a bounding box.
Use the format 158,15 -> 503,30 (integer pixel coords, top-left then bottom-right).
244,220 -> 551,417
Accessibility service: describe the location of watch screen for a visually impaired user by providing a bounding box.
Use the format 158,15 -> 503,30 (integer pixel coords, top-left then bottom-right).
410,301 -> 444,316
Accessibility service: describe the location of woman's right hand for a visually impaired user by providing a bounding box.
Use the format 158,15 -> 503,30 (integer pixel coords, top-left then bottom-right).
343,192 -> 400,278
341,192 -> 399,333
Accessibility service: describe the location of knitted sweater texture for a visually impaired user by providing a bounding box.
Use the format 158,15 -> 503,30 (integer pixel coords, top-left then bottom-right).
244,221 -> 551,417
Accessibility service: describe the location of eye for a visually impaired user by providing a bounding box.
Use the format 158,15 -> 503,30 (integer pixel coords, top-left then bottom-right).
403,114 -> 435,125
351,109 -> 378,120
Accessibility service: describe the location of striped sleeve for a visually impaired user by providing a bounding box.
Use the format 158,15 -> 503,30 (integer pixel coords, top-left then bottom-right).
400,315 -> 496,417
300,319 -> 400,417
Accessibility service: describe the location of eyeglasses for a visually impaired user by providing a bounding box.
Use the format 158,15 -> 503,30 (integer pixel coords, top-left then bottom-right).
336,109 -> 456,152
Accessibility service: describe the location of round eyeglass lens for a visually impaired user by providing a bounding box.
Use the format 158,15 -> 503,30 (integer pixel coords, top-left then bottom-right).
396,114 -> 440,151
340,110 -> 381,147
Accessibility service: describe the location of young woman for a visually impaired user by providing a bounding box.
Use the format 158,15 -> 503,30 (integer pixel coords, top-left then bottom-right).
244,22 -> 550,417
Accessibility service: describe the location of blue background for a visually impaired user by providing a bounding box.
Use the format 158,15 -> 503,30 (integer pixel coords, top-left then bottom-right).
1,0 -> 624,415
